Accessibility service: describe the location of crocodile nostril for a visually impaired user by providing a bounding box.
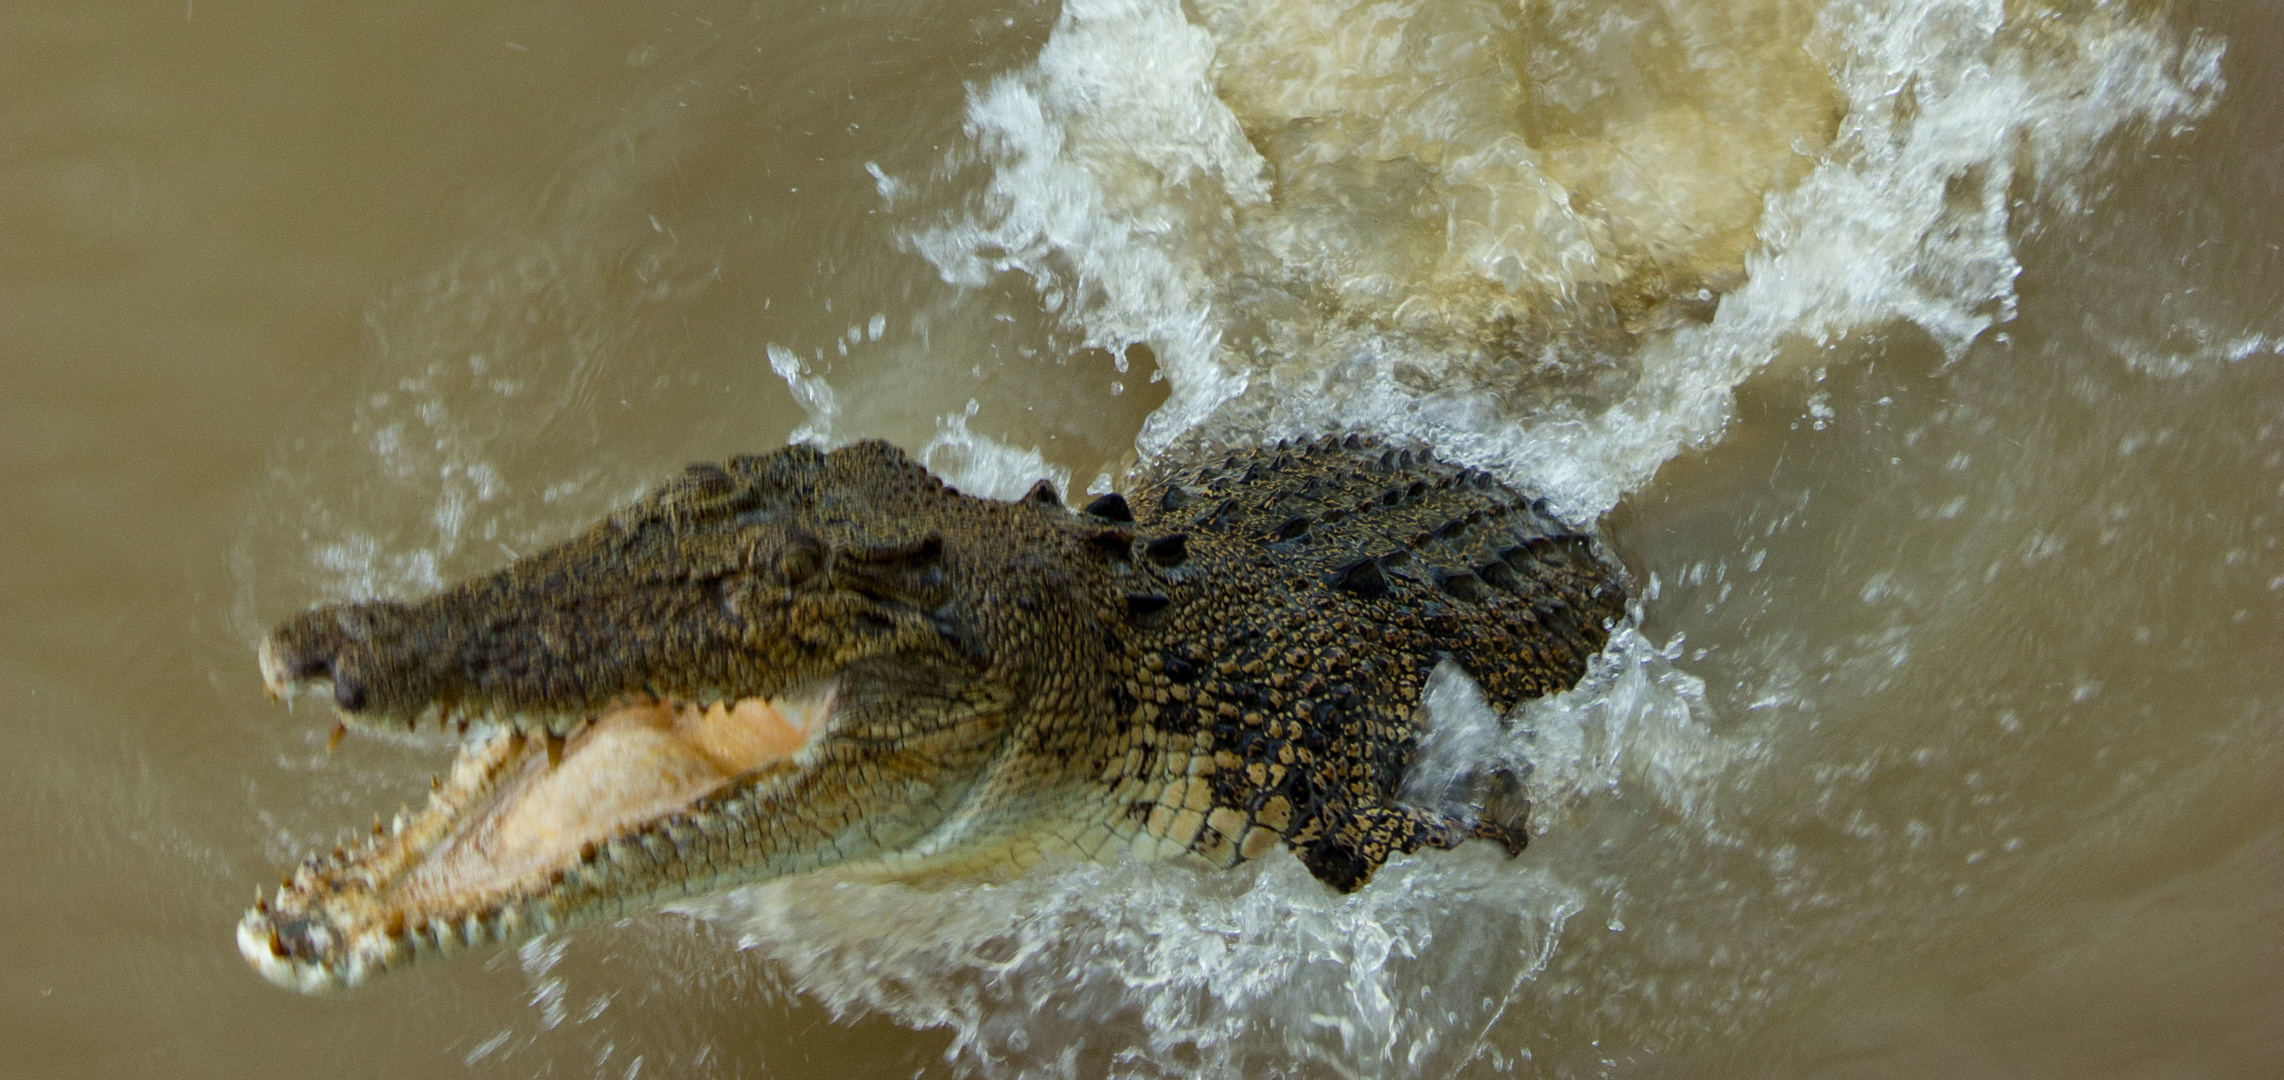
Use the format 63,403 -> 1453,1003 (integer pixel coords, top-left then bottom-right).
334,678 -> 369,712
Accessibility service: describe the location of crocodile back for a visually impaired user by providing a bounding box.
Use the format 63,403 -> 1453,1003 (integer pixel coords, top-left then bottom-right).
1076,434 -> 1627,890
1131,434 -> 1626,708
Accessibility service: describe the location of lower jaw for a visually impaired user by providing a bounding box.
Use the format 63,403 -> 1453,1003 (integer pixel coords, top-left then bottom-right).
239,726 -> 561,991
241,689 -> 836,991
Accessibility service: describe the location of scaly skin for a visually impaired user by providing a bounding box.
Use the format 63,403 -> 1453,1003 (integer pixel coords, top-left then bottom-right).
241,435 -> 1626,990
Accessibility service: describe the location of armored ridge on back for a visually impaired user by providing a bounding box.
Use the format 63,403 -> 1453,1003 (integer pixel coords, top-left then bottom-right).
242,434 -> 1628,990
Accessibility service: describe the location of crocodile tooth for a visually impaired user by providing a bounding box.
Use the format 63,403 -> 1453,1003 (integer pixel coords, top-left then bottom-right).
544,731 -> 565,770
327,721 -> 347,754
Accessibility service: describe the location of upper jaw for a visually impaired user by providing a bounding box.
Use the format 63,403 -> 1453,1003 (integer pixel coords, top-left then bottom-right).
255,597 -> 812,738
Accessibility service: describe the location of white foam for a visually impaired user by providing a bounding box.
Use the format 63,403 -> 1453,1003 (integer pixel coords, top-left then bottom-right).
1496,0 -> 2224,512
666,624 -> 1722,1078
691,843 -> 1586,1077
903,0 -> 2223,520
909,0 -> 1269,458
919,402 -> 1073,502
767,343 -> 844,449
734,1 -> 2230,1073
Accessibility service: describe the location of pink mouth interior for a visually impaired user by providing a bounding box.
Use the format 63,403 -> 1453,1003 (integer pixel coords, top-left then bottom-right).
396,690 -> 834,906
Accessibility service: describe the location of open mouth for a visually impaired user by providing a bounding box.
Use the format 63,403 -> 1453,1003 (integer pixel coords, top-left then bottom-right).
238,683 -> 839,992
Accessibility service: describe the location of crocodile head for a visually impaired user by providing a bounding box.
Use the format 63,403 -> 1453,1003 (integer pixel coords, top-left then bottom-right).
242,441 -> 1116,991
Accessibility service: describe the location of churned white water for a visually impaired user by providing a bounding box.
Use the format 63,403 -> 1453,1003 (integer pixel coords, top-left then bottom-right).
646,3 -> 2230,1077
905,0 -> 2219,516
248,1 -> 2242,1077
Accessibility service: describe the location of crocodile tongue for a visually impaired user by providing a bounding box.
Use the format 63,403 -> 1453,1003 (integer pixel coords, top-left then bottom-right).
239,684 -> 836,992
399,689 -> 836,905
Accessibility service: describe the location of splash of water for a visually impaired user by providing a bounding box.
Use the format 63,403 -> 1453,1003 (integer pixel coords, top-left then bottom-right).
907,0 -> 2221,517
909,0 -> 1269,459
697,1 -> 2228,1075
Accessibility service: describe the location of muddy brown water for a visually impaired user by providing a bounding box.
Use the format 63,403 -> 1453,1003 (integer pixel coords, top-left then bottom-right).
3,1 -> 2280,1077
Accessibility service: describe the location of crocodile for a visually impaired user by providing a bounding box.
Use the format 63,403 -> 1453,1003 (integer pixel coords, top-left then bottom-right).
240,434 -> 1626,991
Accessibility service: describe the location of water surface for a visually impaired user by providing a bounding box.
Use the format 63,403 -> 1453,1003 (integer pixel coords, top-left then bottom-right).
3,0 -> 2280,1077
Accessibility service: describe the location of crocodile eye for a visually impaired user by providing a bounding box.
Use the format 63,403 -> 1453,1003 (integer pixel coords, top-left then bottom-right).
778,532 -> 827,586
